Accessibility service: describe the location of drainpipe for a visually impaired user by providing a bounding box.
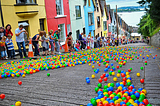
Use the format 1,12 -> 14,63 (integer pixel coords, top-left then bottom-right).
0,0 -> 4,27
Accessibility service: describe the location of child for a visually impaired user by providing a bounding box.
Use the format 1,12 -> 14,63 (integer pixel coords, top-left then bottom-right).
91,36 -> 94,49
0,36 -> 7,59
45,32 -> 49,55
74,40 -> 80,51
5,34 -> 16,59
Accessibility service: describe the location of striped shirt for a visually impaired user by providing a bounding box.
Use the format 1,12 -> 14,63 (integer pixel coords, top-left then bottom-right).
5,38 -> 14,50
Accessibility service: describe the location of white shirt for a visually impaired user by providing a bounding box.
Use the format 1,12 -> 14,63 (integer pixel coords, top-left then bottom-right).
15,28 -> 25,42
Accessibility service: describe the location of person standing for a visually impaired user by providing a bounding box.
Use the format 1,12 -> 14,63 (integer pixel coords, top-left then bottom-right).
49,30 -> 55,55
0,27 -> 6,40
15,25 -> 28,58
32,31 -> 44,56
5,24 -> 13,37
78,33 -> 84,50
54,31 -> 61,54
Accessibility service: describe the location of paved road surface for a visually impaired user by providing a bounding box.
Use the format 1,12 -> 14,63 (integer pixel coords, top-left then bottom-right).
0,43 -> 160,106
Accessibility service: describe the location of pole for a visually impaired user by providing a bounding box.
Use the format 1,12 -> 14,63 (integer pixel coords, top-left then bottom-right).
116,5 -> 119,46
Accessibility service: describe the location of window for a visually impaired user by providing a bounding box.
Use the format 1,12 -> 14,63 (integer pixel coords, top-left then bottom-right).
56,0 -> 63,15
67,24 -> 71,34
16,0 -> 36,4
76,30 -> 80,39
97,16 -> 100,28
39,19 -> 44,31
103,21 -> 107,31
75,6 -> 81,19
96,3 -> 99,12
88,13 -> 93,26
58,24 -> 66,42
88,0 -> 91,7
108,24 -> 111,32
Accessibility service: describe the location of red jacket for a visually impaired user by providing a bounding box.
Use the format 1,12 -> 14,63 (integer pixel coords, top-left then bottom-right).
5,29 -> 13,37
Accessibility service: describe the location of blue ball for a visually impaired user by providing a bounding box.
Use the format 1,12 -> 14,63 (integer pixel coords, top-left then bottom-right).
86,77 -> 90,80
106,74 -> 109,77
86,79 -> 90,83
108,66 -> 110,69
114,96 -> 119,100
120,101 -> 126,105
120,84 -> 124,88
111,63 -> 113,66
138,88 -> 143,91
116,83 -> 120,87
135,92 -> 140,98
109,100 -> 114,103
134,100 -> 140,105
104,68 -> 108,72
106,98 -> 111,101
113,67 -> 116,70
87,103 -> 93,106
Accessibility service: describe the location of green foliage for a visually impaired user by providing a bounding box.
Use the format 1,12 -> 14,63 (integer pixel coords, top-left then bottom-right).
138,14 -> 158,37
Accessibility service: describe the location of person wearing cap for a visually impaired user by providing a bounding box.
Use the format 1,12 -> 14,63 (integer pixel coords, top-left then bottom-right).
5,34 -> 16,59
0,27 -> 6,40
15,25 -> 28,58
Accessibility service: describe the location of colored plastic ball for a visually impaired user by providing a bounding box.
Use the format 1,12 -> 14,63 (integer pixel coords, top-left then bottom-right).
98,83 -> 102,88
127,82 -> 131,86
131,95 -> 136,100
140,79 -> 144,83
128,69 -> 131,72
86,79 -> 90,84
18,81 -> 22,85
92,65 -> 95,68
15,101 -> 21,106
47,73 -> 50,77
22,74 -> 25,78
117,73 -> 120,77
0,94 -> 5,99
121,73 -> 125,77
140,67 -> 143,70
104,77 -> 108,81
110,83 -> 115,87
98,79 -> 103,83
91,74 -> 95,78
95,87 -> 99,92
137,73 -> 140,77
113,77 -> 117,82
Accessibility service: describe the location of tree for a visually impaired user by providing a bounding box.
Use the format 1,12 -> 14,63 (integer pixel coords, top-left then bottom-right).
149,0 -> 160,23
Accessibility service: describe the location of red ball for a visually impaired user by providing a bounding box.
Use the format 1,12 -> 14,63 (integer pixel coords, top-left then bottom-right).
145,61 -> 147,63
123,63 -> 125,65
122,81 -> 126,85
18,81 -> 22,85
122,104 -> 127,106
105,65 -> 108,68
137,57 -> 139,59
104,103 -> 109,106
115,104 -> 121,106
128,69 -> 131,72
0,75 -> 2,79
143,99 -> 149,105
104,77 -> 108,81
98,64 -> 101,66
108,91 -> 113,95
0,94 -> 5,99
109,103 -> 114,106
100,75 -> 104,79
102,73 -> 106,77
98,79 -> 103,83
126,96 -> 131,100
128,86 -> 133,90
117,66 -> 119,69
123,100 -> 128,103
98,89 -> 103,92
140,79 -> 144,83
121,73 -> 125,77
155,55 -> 157,57
123,78 -> 127,81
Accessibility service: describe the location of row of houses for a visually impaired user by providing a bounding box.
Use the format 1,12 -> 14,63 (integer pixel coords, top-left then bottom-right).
0,0 -> 132,48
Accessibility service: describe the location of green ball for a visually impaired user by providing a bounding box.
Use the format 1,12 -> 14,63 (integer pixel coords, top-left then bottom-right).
94,69 -> 96,72
126,102 -> 131,106
105,94 -> 109,97
147,104 -> 152,106
120,65 -> 122,67
130,68 -> 132,71
140,67 -> 143,70
116,60 -> 118,62
116,94 -> 121,98
118,70 -> 121,73
26,71 -> 30,74
112,98 -> 116,101
122,97 -> 127,100
95,87 -> 99,92
16,74 -> 20,77
112,92 -> 116,96
127,82 -> 131,86
47,73 -> 50,77
97,83 -> 102,88
131,95 -> 136,100
109,72 -> 112,75
110,83 -> 115,87
104,85 -> 108,89
145,63 -> 147,65
132,58 -> 134,60
4,75 -> 7,78
91,99 -> 97,106
103,89 -> 108,93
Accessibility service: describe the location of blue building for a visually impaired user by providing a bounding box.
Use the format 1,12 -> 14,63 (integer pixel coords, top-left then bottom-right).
84,0 -> 96,37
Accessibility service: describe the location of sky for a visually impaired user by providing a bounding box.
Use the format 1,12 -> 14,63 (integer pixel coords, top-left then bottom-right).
106,0 -> 139,9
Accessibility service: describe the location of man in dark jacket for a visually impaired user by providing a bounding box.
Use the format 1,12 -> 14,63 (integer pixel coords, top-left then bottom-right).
78,33 -> 84,50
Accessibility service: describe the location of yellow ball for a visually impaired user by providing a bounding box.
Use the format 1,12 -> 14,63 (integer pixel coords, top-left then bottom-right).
117,73 -> 120,77
33,70 -> 36,73
118,86 -> 122,91
22,74 -> 25,78
133,103 -> 138,106
24,71 -> 26,74
103,101 -> 108,105
126,72 -> 129,75
137,73 -> 140,77
89,63 -> 91,66
11,74 -> 15,77
142,89 -> 147,94
91,74 -> 95,78
112,72 -> 115,76
101,98 -> 105,102
96,99 -> 101,103
15,101 -> 21,106
108,83 -> 111,87
92,65 -> 95,68
113,77 -> 117,82
97,61 -> 99,64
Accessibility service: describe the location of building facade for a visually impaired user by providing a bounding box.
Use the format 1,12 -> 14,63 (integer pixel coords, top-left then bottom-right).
0,0 -> 48,49
84,0 -> 95,37
106,5 -> 112,38
69,0 -> 85,41
45,0 -> 71,45
94,0 -> 102,37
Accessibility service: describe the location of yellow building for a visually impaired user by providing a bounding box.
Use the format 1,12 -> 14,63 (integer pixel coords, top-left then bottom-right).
131,33 -> 142,41
0,0 -> 48,49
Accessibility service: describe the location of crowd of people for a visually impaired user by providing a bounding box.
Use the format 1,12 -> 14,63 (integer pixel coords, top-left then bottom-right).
0,24 -> 131,60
